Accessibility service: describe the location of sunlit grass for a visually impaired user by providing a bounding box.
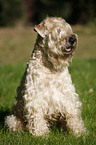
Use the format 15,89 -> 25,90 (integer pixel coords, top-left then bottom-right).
0,27 -> 36,63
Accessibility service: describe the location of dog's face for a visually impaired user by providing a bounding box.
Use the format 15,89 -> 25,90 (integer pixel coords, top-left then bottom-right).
34,17 -> 78,63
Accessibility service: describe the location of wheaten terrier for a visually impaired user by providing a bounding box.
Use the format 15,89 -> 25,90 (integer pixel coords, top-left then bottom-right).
5,17 -> 86,136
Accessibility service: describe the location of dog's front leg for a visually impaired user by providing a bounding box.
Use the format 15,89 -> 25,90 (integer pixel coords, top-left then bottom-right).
66,114 -> 86,136
26,110 -> 49,136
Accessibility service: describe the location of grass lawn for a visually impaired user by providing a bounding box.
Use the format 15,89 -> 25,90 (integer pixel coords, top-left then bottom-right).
0,25 -> 96,144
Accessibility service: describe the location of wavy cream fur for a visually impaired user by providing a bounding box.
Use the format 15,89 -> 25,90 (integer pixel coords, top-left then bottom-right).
5,17 -> 86,136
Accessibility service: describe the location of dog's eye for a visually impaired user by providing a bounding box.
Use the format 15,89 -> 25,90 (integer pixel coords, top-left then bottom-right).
69,37 -> 75,45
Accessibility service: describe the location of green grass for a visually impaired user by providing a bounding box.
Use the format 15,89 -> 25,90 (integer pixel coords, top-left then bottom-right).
0,26 -> 96,144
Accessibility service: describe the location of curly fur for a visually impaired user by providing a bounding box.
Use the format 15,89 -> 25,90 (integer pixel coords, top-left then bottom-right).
5,17 -> 86,136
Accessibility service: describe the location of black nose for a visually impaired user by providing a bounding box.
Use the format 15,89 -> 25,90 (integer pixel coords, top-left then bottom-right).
69,37 -> 75,45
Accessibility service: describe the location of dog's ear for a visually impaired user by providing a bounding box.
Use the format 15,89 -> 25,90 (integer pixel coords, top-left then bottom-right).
34,21 -> 45,38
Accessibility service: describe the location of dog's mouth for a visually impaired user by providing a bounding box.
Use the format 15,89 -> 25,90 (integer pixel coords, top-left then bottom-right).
62,47 -> 72,54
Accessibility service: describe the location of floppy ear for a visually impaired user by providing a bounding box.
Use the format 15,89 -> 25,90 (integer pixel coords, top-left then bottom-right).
34,21 -> 45,37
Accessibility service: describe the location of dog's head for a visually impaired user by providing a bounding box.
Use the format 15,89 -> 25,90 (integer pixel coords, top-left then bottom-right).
34,17 -> 78,70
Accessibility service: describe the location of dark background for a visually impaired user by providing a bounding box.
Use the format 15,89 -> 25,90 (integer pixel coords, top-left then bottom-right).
0,0 -> 96,26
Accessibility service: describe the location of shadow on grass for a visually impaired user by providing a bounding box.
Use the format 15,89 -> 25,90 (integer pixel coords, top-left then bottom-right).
0,107 -> 10,130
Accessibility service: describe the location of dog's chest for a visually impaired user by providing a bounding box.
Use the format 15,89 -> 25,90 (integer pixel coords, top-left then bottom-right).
25,61 -> 75,111
32,66 -> 72,95
26,59 -> 73,102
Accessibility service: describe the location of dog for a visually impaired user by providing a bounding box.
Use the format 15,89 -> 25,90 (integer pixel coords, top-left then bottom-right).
5,17 -> 86,136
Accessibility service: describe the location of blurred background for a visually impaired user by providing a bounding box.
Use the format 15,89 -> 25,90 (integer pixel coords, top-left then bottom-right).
0,0 -> 96,26
0,0 -> 96,63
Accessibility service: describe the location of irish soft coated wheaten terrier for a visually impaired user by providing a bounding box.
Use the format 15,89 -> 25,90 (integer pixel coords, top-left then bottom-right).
5,17 -> 86,136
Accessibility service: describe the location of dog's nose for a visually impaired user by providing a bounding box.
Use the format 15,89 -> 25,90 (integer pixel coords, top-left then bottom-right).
69,37 -> 75,45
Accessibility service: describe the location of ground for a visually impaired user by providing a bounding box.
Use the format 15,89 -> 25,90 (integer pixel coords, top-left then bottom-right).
0,25 -> 96,145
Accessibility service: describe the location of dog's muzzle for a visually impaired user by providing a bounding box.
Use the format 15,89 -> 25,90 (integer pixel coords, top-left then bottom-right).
62,36 -> 77,54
